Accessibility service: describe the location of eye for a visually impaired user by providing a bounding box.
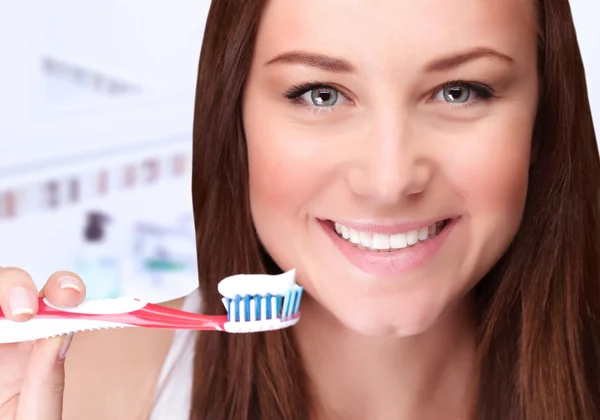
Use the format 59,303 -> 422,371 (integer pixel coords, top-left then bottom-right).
302,87 -> 344,107
285,83 -> 349,109
437,85 -> 471,104
431,81 -> 495,105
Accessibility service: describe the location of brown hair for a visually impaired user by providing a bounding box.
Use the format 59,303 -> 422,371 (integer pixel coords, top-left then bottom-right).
189,1 -> 600,419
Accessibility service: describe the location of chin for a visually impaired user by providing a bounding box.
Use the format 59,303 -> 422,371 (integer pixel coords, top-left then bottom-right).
326,298 -> 450,338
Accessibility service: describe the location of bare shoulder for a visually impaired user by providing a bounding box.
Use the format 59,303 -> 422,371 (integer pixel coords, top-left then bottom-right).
62,296 -> 186,420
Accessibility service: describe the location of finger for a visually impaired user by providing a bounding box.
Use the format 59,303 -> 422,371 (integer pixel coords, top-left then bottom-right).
39,271 -> 86,308
0,267 -> 39,322
17,334 -> 74,420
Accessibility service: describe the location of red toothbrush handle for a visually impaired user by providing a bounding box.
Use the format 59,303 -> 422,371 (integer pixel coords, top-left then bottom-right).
126,303 -> 228,330
0,297 -> 228,331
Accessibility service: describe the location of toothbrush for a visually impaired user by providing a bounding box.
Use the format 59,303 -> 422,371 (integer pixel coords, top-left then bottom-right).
0,270 -> 303,344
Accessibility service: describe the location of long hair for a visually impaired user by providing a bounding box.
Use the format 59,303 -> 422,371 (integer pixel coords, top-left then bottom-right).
189,1 -> 600,419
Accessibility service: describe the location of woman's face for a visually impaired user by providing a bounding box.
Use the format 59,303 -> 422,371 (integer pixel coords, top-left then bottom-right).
243,0 -> 539,336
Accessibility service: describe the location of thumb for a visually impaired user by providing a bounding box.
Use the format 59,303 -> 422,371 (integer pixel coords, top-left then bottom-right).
17,334 -> 74,420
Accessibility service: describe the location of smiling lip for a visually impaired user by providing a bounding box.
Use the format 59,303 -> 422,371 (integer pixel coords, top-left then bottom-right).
330,218 -> 450,235
319,217 -> 459,277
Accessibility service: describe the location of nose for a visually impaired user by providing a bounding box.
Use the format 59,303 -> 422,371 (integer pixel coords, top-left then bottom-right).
346,114 -> 433,205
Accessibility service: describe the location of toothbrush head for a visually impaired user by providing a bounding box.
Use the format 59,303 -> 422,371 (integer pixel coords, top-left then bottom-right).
218,270 -> 304,333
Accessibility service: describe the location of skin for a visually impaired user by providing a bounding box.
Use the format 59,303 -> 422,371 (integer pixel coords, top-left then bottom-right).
244,0 -> 539,418
0,0 -> 539,419
0,268 -> 182,420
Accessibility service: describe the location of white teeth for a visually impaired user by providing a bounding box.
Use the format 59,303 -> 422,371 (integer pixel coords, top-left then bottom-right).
406,230 -> 419,245
349,229 -> 360,244
333,220 -> 443,251
390,232 -> 407,248
359,231 -> 372,247
341,225 -> 350,240
335,222 -> 342,234
372,234 -> 390,250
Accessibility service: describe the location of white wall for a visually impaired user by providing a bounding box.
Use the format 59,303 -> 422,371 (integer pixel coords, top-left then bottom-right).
42,0 -> 211,93
571,1 -> 600,138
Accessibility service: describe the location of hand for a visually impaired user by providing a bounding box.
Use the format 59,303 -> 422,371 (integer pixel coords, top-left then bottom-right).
0,268 -> 86,420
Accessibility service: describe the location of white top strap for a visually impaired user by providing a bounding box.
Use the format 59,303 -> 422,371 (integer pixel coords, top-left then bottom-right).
150,290 -> 201,420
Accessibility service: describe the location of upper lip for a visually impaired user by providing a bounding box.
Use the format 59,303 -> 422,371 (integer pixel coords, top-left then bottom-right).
327,217 -> 454,235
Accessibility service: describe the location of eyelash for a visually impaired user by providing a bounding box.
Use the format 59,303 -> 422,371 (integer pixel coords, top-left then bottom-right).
438,79 -> 496,107
283,79 -> 497,112
284,82 -> 348,113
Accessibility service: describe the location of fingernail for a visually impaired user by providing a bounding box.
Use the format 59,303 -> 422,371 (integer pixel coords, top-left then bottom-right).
59,276 -> 82,292
8,287 -> 34,316
57,333 -> 74,361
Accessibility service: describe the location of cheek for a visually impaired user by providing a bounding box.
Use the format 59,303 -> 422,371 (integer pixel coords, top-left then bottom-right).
452,146 -> 529,216
245,98 -> 341,220
246,130 -> 317,215
442,116 -> 533,286
244,105 -> 332,271
446,117 -> 533,220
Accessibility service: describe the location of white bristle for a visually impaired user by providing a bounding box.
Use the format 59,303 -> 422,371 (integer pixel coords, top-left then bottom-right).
261,297 -> 267,321
271,297 -> 277,318
250,299 -> 256,322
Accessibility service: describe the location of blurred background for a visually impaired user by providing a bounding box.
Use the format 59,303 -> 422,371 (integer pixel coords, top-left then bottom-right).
0,1 -> 598,303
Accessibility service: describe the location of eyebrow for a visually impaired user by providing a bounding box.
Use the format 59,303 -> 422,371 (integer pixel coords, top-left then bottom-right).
265,47 -> 513,74
424,47 -> 514,72
265,50 -> 355,73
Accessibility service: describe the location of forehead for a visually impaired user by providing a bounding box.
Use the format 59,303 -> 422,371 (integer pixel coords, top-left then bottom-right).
254,0 -> 538,70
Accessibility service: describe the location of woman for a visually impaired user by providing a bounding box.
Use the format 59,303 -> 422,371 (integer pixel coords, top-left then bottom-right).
1,0 -> 598,419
